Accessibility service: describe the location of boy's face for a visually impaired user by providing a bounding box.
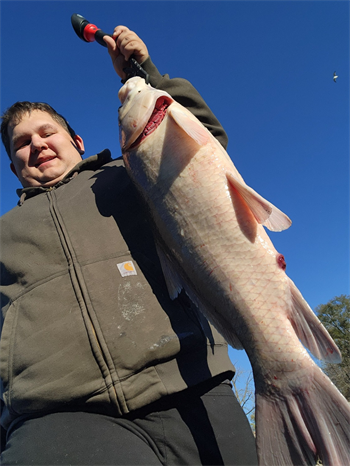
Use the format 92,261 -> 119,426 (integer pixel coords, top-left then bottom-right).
8,110 -> 85,188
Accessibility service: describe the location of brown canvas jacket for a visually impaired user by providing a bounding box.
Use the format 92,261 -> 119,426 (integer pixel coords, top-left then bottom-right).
0,58 -> 234,431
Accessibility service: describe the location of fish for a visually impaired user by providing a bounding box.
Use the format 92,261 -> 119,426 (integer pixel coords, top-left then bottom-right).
118,76 -> 350,466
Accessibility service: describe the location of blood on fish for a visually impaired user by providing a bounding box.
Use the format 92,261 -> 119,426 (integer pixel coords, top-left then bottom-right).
277,253 -> 286,270
130,96 -> 172,149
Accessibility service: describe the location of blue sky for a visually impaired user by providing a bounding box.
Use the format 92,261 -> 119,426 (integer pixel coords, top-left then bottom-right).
1,1 -> 349,399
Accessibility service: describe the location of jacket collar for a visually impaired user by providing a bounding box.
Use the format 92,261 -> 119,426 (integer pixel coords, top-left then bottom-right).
16,149 -> 112,204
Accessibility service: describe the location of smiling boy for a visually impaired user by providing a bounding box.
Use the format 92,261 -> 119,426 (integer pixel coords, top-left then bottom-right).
4,105 -> 84,188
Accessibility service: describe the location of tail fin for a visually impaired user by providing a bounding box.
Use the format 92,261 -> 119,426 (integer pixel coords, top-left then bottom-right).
255,365 -> 350,466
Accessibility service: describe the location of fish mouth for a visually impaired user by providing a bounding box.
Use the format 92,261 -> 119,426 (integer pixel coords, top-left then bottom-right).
129,96 -> 173,150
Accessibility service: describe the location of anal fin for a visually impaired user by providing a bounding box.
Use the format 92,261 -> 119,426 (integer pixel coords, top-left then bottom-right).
288,278 -> 341,363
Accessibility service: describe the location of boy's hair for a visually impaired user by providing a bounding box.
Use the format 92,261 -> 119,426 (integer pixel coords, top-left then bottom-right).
1,101 -> 77,160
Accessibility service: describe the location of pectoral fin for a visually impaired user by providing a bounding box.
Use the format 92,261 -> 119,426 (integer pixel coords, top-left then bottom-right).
154,241 -> 184,300
155,241 -> 244,350
226,171 -> 292,232
168,106 -> 210,146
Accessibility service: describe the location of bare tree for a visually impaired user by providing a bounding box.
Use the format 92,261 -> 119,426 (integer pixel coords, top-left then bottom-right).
231,366 -> 255,433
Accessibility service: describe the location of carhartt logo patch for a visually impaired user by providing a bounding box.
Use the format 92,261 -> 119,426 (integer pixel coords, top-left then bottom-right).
117,261 -> 137,277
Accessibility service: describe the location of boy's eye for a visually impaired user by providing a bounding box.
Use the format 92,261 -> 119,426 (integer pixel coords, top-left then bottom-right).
16,140 -> 30,150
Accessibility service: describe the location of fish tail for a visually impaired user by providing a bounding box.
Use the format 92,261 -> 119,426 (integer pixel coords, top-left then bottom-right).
255,365 -> 350,466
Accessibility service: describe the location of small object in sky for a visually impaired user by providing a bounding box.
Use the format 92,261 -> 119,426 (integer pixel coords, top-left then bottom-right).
333,71 -> 338,82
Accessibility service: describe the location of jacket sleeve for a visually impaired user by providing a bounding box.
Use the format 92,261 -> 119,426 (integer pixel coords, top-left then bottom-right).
141,57 -> 228,150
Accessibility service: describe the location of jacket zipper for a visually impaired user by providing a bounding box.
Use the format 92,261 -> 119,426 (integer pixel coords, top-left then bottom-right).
47,189 -> 121,409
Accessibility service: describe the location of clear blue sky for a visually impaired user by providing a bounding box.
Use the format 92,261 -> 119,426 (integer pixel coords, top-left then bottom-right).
1,1 -> 349,398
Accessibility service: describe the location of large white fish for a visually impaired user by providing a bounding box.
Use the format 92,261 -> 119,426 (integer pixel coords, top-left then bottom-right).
118,76 -> 350,466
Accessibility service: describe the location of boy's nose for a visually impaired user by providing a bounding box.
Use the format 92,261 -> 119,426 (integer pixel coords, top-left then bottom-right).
30,135 -> 48,152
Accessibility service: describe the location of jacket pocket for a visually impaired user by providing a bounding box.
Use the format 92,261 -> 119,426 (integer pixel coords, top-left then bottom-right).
81,252 -> 222,379
0,273 -> 106,415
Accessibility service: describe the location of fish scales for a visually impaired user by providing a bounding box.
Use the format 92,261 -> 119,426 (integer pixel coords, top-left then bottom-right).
118,77 -> 350,466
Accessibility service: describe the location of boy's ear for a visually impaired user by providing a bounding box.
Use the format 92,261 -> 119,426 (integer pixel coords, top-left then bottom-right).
74,135 -> 85,155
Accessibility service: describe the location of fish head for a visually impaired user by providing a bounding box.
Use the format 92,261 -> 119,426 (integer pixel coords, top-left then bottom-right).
118,77 -> 173,151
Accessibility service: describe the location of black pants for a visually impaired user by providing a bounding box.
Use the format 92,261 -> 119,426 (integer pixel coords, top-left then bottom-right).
1,382 -> 258,465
